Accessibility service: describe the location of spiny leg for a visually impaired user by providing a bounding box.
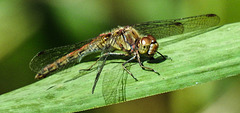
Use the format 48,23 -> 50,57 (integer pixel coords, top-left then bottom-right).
136,51 -> 160,75
157,51 -> 166,60
79,52 -> 128,72
79,57 -> 101,72
122,55 -> 138,81
91,52 -> 129,94
92,55 -> 108,94
157,51 -> 172,61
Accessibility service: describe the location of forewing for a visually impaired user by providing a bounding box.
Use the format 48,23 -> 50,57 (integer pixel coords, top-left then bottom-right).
29,38 -> 93,72
132,14 -> 220,39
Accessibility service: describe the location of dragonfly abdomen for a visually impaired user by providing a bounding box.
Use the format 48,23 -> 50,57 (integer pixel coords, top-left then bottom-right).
35,36 -> 107,79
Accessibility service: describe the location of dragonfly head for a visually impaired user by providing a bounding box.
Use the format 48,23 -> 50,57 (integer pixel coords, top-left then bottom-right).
138,35 -> 159,57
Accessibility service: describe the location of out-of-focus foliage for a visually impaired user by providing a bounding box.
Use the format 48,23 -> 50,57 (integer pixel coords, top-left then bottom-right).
0,1 -> 41,59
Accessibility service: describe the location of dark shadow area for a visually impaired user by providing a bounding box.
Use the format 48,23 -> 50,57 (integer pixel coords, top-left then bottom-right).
62,53 -> 168,83
43,52 -> 162,84
147,55 -> 170,63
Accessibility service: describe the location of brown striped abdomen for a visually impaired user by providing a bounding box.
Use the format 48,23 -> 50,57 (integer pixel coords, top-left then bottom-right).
35,35 -> 108,79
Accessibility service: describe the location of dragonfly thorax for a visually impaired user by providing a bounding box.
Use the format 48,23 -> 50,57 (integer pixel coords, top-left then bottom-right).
138,35 -> 159,57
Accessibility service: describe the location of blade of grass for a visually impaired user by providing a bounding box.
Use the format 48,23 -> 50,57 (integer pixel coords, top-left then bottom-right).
0,22 -> 240,112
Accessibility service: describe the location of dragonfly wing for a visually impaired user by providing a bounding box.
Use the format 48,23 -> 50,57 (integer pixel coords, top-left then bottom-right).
29,38 -> 93,72
132,14 -> 220,39
102,62 -> 129,105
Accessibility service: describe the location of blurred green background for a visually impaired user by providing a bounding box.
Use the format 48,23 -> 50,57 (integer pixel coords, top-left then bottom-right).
0,0 -> 239,113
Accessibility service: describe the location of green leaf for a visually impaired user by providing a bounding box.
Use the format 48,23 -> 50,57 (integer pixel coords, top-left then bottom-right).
0,22 -> 240,112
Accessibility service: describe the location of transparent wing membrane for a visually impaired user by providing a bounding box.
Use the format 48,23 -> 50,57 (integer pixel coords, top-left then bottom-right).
29,39 -> 93,72
102,63 -> 129,104
132,14 -> 220,39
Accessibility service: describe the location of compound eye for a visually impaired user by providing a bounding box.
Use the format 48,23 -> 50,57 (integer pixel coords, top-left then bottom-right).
141,37 -> 151,46
147,35 -> 156,43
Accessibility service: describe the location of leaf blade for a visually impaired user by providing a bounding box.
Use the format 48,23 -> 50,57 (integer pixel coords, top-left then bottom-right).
0,22 -> 240,112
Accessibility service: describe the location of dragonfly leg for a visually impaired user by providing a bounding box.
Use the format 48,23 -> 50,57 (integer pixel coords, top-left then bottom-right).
79,53 -> 129,72
157,51 -> 166,60
91,52 -> 129,94
157,51 -> 172,61
122,55 -> 138,81
137,52 -> 160,75
79,57 -> 101,72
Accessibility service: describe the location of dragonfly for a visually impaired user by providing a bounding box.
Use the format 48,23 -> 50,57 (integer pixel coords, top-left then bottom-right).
30,14 -> 220,104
